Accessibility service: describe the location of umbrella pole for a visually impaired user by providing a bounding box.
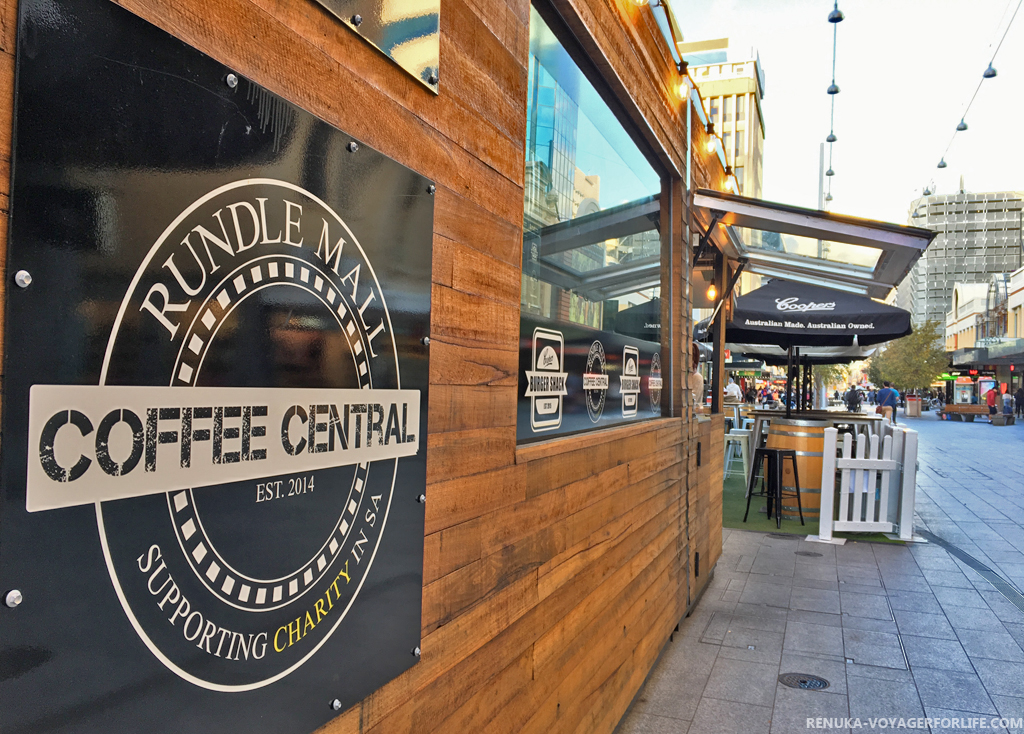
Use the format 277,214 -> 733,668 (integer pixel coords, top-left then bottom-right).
785,346 -> 793,418
790,350 -> 798,411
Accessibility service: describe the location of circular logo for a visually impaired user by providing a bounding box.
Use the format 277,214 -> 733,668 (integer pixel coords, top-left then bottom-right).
95,180 -> 400,691
584,341 -> 608,423
650,353 -> 663,412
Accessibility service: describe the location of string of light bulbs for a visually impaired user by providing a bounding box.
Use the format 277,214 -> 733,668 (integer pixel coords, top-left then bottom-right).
936,0 -> 1020,170
635,0 -> 741,194
823,2 -> 844,205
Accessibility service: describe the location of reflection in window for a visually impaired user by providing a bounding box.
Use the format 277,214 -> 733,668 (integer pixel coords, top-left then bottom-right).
522,6 -> 662,342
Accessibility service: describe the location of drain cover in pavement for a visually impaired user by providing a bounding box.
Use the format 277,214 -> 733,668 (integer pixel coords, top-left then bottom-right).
795,551 -> 823,557
778,673 -> 830,690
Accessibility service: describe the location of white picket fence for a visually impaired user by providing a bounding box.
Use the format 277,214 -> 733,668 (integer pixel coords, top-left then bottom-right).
817,424 -> 919,542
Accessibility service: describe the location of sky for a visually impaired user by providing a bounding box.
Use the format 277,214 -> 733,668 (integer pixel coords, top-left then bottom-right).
673,0 -> 1024,225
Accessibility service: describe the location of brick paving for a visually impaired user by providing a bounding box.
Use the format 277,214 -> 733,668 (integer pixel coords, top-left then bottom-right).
616,413 -> 1024,734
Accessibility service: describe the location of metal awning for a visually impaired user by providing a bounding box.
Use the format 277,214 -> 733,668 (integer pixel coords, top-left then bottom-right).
692,189 -> 936,299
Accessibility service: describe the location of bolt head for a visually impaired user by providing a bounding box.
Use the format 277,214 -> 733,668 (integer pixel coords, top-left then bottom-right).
5,589 -> 22,608
14,270 -> 32,288
426,185 -> 436,195
421,336 -> 430,345
226,73 -> 238,89
428,73 -> 439,86
417,494 -> 426,503
351,14 -> 362,26
412,646 -> 421,657
347,141 -> 359,153
330,698 -> 342,711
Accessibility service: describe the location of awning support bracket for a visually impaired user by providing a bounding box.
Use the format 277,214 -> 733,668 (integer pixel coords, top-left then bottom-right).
708,257 -> 748,327
693,209 -> 724,264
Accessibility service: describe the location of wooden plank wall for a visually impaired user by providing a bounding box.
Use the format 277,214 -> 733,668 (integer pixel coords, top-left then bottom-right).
0,0 -> 728,731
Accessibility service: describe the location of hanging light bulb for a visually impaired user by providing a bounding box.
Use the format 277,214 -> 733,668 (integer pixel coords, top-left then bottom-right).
826,168 -> 834,177
828,2 -> 844,22
957,119 -> 968,132
826,132 -> 837,143
938,158 -> 948,169
827,83 -> 840,95
705,121 -> 716,153
675,78 -> 689,101
706,283 -> 718,301
631,0 -> 650,6
984,63 -> 997,79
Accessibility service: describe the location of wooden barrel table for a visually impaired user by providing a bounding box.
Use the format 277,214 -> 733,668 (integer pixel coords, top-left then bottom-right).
765,418 -> 827,522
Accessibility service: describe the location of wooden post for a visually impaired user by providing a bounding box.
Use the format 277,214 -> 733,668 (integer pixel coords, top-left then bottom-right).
661,178 -> 684,417
898,428 -> 919,541
819,428 -> 838,541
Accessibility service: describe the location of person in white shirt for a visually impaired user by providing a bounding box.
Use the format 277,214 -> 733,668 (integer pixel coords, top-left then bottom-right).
724,376 -> 743,402
690,343 -> 705,412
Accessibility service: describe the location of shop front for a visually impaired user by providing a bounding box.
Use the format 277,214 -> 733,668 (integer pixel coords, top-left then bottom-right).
0,0 -> 735,732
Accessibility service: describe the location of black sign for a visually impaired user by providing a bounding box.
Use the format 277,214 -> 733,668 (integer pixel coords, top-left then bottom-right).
0,0 -> 432,732
518,316 -> 662,442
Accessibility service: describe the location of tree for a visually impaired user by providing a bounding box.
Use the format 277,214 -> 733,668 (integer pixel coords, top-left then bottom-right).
814,364 -> 849,391
866,320 -> 948,391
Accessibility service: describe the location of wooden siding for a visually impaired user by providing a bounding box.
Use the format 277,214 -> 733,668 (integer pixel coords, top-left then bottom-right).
0,0 -> 727,731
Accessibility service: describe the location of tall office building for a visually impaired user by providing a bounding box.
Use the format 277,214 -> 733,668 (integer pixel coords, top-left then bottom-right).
897,190 -> 1023,326
681,39 -> 766,296
680,38 -> 765,200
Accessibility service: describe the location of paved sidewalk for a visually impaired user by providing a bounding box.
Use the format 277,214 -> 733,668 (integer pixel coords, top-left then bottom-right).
617,527 -> 1024,734
908,415 -> 1024,590
616,412 -> 1024,734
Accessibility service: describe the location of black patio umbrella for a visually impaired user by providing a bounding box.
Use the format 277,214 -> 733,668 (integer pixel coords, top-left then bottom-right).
726,279 -> 911,415
727,279 -> 912,348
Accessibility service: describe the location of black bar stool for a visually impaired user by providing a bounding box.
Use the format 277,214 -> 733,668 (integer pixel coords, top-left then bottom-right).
743,448 -> 804,528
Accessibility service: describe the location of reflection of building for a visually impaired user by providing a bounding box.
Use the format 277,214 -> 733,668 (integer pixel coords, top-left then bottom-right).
898,190 -> 1023,326
680,38 -> 765,200
522,32 -> 661,332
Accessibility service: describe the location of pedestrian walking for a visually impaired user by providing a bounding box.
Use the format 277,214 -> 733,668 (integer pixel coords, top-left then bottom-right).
875,381 -> 899,423
1016,386 -> 1024,418
845,384 -> 861,413
986,385 -> 999,424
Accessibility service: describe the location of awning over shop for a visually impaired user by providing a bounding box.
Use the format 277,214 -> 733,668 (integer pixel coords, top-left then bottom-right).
691,189 -> 936,299
951,340 -> 1024,367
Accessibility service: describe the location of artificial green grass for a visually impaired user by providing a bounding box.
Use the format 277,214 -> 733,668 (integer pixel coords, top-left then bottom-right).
721,471 -> 904,544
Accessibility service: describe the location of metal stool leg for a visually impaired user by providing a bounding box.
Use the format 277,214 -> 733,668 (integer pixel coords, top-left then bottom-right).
743,450 -> 762,522
773,453 -> 783,529
787,452 -> 804,526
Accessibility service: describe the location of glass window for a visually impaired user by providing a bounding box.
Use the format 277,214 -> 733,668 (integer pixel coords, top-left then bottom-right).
736,133 -> 745,156
724,96 -> 734,122
710,97 -> 719,121
736,94 -> 746,119
520,6 -> 664,442
723,132 -> 732,160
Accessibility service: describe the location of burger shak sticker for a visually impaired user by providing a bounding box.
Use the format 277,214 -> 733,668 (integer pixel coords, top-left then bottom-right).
26,179 -> 419,691
524,327 -> 568,432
